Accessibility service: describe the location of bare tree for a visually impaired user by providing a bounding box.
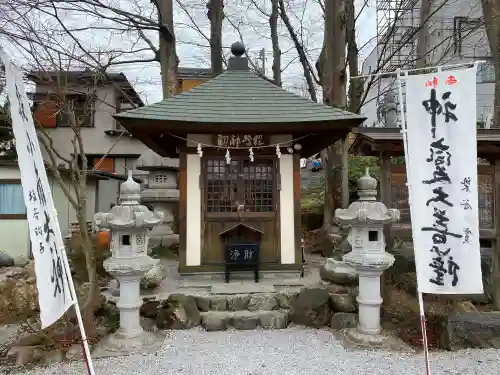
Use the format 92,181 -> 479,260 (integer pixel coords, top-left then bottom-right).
269,0 -> 282,86
207,0 -> 224,75
0,4 -> 146,336
481,0 -> 500,129
157,0 -> 179,97
346,0 -> 362,114
277,0 -> 319,101
316,0 -> 347,236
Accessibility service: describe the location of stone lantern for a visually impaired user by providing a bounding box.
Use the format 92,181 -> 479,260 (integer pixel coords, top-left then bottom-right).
94,170 -> 164,353
136,149 -> 179,248
334,168 -> 400,346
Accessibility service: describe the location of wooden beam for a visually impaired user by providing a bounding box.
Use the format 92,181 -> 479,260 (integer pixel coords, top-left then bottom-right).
379,152 -> 393,249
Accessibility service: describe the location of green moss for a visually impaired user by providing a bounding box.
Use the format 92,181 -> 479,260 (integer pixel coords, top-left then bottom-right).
150,244 -> 179,260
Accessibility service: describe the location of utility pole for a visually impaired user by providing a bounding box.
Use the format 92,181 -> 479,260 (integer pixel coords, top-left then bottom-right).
259,48 -> 266,76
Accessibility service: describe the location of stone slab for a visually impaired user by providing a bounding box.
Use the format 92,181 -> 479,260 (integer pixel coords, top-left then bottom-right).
92,331 -> 167,358
340,329 -> 414,352
440,311 -> 500,350
211,283 -> 276,295
200,310 -> 289,331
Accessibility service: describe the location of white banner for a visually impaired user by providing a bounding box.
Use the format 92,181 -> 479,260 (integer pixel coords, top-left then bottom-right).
0,50 -> 75,327
404,67 -> 483,294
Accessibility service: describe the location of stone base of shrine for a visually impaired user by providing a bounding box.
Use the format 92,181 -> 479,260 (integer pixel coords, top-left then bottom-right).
92,329 -> 166,358
179,269 -> 303,283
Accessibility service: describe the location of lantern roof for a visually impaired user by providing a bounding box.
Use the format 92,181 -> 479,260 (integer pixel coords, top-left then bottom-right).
334,168 -> 400,225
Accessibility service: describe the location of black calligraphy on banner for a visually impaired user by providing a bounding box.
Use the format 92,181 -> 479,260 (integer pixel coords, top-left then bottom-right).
49,241 -> 65,300
461,177 -> 471,193
421,80 -> 462,287
422,88 -> 458,138
14,84 -> 29,124
43,210 -> 55,242
24,142 -> 70,300
34,162 -> 47,206
26,132 -> 34,155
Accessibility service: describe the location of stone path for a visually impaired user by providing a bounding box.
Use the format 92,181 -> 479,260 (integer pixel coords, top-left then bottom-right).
10,327 -> 500,375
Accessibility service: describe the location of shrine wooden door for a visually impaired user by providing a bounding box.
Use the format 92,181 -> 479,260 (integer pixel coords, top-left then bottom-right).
201,154 -> 280,265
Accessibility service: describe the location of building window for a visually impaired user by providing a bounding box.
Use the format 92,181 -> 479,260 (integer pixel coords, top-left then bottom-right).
477,62 -> 495,83
115,101 -> 135,130
205,157 -> 275,213
0,182 -> 26,218
92,157 -> 114,173
57,95 -> 94,127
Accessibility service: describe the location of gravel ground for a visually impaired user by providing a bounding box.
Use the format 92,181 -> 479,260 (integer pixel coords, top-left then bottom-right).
3,327 -> 499,375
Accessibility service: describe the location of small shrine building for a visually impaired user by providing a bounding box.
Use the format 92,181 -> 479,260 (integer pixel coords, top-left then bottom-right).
350,127 -> 500,248
114,42 -> 365,276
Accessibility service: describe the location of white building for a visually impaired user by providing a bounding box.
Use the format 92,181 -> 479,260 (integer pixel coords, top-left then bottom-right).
361,0 -> 492,127
29,71 -> 147,213
29,69 -> 213,213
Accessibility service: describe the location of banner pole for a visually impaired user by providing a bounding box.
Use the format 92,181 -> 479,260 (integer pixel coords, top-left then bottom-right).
351,60 -> 485,80
396,68 -> 431,375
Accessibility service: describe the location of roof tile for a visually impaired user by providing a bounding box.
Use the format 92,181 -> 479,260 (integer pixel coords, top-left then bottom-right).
115,70 -> 365,124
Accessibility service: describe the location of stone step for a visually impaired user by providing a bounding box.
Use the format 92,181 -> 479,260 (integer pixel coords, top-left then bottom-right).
195,291 -> 299,312
211,283 -> 276,295
200,310 -> 289,331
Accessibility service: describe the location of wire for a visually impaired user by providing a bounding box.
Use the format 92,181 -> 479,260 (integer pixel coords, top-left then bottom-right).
166,133 -> 313,149
92,131 -> 125,171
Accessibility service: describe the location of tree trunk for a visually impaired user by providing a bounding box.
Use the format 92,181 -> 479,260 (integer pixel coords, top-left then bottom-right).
482,0 -> 500,129
270,0 -> 282,86
319,0 -> 347,232
278,0 -> 317,101
207,0 -> 224,75
159,0 -> 178,98
344,0 -> 363,209
78,210 -> 98,336
346,0 -> 363,114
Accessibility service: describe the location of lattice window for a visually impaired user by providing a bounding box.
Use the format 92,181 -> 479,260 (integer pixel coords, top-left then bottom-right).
479,174 -> 493,229
391,173 -> 411,228
154,174 -> 168,184
243,159 -> 274,212
206,159 -> 237,212
205,157 -> 275,213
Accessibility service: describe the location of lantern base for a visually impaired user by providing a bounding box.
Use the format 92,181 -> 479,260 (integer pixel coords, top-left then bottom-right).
93,329 -> 166,358
341,328 -> 413,352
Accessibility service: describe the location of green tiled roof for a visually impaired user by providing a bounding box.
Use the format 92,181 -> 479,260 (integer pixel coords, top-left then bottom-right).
114,68 -> 365,124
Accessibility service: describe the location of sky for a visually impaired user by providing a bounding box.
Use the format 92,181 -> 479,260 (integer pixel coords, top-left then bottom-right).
0,0 -> 378,105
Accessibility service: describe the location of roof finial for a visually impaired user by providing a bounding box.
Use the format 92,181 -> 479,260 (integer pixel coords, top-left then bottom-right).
357,167 -> 378,201
231,42 -> 245,57
228,42 -> 249,71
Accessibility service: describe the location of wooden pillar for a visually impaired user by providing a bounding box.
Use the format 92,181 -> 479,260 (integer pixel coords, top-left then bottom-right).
379,152 -> 393,250
493,160 -> 500,309
178,152 -> 187,271
293,154 -> 303,265
341,136 -> 350,208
